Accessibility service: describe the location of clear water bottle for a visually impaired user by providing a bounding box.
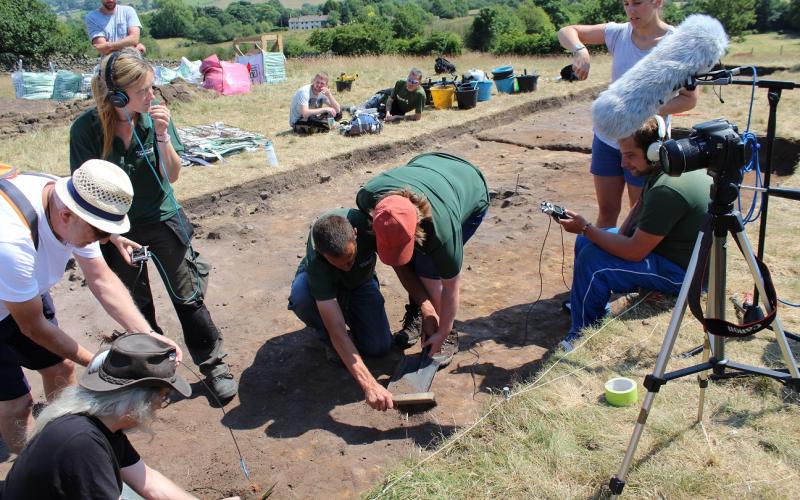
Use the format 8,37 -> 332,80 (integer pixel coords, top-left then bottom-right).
263,140 -> 278,167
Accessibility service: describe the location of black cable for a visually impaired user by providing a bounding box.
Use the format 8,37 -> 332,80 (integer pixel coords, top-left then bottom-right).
520,216 -> 553,347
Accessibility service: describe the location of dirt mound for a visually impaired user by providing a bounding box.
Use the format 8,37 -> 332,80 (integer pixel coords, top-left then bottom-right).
0,79 -> 214,140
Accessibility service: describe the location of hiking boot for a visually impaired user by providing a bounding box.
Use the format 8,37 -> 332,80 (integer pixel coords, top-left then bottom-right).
394,303 -> 422,348
433,329 -> 459,369
558,332 -> 581,353
203,364 -> 238,402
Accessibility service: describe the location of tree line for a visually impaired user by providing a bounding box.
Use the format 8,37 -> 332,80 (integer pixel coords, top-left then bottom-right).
2,0 -> 800,64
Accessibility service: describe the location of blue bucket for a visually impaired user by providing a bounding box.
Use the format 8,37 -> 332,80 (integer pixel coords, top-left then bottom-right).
494,76 -> 515,94
476,80 -> 493,101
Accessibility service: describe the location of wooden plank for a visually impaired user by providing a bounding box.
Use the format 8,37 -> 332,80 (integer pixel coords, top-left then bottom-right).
392,392 -> 435,405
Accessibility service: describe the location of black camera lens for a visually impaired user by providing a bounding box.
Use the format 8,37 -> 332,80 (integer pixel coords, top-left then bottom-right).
660,137 -> 707,176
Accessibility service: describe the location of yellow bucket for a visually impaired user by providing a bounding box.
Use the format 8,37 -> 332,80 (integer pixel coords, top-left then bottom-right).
430,85 -> 455,110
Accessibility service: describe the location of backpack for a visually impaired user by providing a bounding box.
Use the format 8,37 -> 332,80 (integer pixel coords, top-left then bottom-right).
340,113 -> 383,137
435,56 -> 456,75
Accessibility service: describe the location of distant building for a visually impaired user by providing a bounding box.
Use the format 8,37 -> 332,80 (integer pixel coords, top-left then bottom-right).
288,15 -> 330,30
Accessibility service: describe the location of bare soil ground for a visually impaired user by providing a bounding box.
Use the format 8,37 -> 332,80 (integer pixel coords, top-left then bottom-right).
1,99 -> 788,499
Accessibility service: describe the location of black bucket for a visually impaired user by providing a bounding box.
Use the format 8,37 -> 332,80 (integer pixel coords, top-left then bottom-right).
455,88 -> 478,110
421,79 -> 434,105
516,74 -> 538,93
335,80 -> 353,92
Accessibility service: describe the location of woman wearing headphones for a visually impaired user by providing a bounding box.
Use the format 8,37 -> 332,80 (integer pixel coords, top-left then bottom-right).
558,0 -> 699,228
68,48 -> 238,402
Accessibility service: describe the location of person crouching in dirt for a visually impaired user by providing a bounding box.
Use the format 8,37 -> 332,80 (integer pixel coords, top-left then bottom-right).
556,117 -> 712,351
68,48 -> 239,402
1,333 -> 200,499
288,210 -> 417,411
289,71 -> 342,134
0,159 -> 181,455
356,152 -> 490,361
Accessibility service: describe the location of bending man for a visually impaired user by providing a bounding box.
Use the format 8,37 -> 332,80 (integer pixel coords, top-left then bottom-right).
0,160 -> 180,454
356,152 -> 489,358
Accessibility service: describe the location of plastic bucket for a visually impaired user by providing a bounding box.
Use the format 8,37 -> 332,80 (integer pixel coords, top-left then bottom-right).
430,85 -> 455,109
455,88 -> 478,110
491,65 -> 514,80
457,81 -> 477,91
476,80 -> 493,101
516,74 -> 538,93
335,80 -> 353,92
494,76 -> 515,94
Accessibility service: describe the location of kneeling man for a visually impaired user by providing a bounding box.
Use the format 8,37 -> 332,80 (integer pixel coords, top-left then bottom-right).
558,117 -> 712,350
288,210 -> 399,411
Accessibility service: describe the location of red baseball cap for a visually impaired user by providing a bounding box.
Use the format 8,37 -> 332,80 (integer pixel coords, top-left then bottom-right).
373,195 -> 417,266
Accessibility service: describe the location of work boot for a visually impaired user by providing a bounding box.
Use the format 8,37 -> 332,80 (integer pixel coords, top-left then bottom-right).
394,303 -> 421,348
433,329 -> 459,369
202,362 -> 238,402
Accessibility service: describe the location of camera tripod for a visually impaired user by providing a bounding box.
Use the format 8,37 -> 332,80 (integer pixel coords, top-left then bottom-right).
608,178 -> 800,498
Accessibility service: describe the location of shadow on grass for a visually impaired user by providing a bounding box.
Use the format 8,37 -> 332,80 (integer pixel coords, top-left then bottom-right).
218,327 -> 456,448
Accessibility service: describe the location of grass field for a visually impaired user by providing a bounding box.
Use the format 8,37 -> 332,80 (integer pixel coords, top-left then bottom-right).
726,32 -> 800,67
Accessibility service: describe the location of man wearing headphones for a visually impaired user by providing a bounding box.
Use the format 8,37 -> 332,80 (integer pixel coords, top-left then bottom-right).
557,117 -> 712,351
68,49 -> 239,402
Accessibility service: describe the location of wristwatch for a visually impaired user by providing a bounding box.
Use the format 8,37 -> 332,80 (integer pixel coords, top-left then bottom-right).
572,44 -> 587,54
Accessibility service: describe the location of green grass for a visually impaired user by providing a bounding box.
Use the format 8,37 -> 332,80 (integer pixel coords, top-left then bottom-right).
425,15 -> 475,37
726,32 -> 800,67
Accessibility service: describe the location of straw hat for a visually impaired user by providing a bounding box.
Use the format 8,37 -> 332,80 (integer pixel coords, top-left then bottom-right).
54,159 -> 133,234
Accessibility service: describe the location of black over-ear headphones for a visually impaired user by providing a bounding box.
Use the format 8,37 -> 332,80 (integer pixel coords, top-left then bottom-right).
646,115 -> 668,164
104,52 -> 129,108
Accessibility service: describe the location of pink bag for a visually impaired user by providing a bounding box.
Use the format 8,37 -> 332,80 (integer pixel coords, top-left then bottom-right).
220,61 -> 251,95
200,54 -> 223,94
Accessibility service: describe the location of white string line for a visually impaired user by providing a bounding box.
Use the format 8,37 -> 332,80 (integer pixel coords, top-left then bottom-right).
373,292 -> 659,498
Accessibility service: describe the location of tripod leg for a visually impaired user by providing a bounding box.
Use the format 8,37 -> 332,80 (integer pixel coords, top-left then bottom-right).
696,335 -> 712,423
708,233 -> 727,377
610,233 -> 705,498
732,230 -> 800,378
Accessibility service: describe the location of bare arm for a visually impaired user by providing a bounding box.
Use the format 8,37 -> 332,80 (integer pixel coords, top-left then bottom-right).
320,86 -> 341,115
75,254 -> 183,361
658,87 -> 699,116
557,24 -> 607,80
121,460 -> 197,500
558,210 -> 664,262
420,274 -> 460,355
316,299 -> 394,411
300,104 -> 337,120
91,27 -> 142,55
4,297 -> 94,366
148,105 -> 181,183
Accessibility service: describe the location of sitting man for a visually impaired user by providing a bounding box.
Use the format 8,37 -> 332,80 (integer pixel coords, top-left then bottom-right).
356,152 -> 489,357
557,117 -> 712,351
2,334 -> 197,499
289,72 -> 342,134
0,160 -> 180,454
288,210 -> 433,411
384,68 -> 426,122
85,1 -> 146,55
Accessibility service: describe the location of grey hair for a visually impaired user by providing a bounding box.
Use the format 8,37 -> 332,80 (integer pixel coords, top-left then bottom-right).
32,385 -> 161,437
409,67 -> 423,80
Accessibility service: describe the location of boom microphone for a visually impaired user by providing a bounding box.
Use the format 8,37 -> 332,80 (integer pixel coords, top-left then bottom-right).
591,15 -> 728,140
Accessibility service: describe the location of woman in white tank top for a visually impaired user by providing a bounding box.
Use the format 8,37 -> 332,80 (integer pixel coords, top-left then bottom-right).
557,0 -> 699,228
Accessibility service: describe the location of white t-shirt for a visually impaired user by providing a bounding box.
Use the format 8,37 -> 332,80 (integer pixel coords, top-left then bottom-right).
84,5 -> 141,43
288,84 -> 331,126
596,22 -> 676,149
0,175 -> 101,321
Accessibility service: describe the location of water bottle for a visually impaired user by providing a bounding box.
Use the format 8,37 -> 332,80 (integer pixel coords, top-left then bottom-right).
263,140 -> 278,167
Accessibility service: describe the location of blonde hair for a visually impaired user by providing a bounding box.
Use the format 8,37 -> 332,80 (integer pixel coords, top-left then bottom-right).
381,187 -> 432,245
91,48 -> 154,159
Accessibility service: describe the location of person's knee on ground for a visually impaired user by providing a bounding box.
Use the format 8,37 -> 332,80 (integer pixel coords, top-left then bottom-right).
0,393 -> 34,454
39,359 -> 76,401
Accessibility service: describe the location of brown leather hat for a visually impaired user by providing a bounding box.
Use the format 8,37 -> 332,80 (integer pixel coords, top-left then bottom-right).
80,333 -> 190,397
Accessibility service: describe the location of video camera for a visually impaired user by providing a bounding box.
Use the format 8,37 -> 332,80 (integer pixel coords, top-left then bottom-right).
659,119 -> 749,177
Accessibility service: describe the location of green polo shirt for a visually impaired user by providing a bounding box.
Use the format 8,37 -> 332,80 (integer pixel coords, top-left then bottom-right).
298,208 -> 378,303
389,79 -> 426,115
636,169 -> 712,268
355,152 -> 490,279
69,108 -> 184,226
